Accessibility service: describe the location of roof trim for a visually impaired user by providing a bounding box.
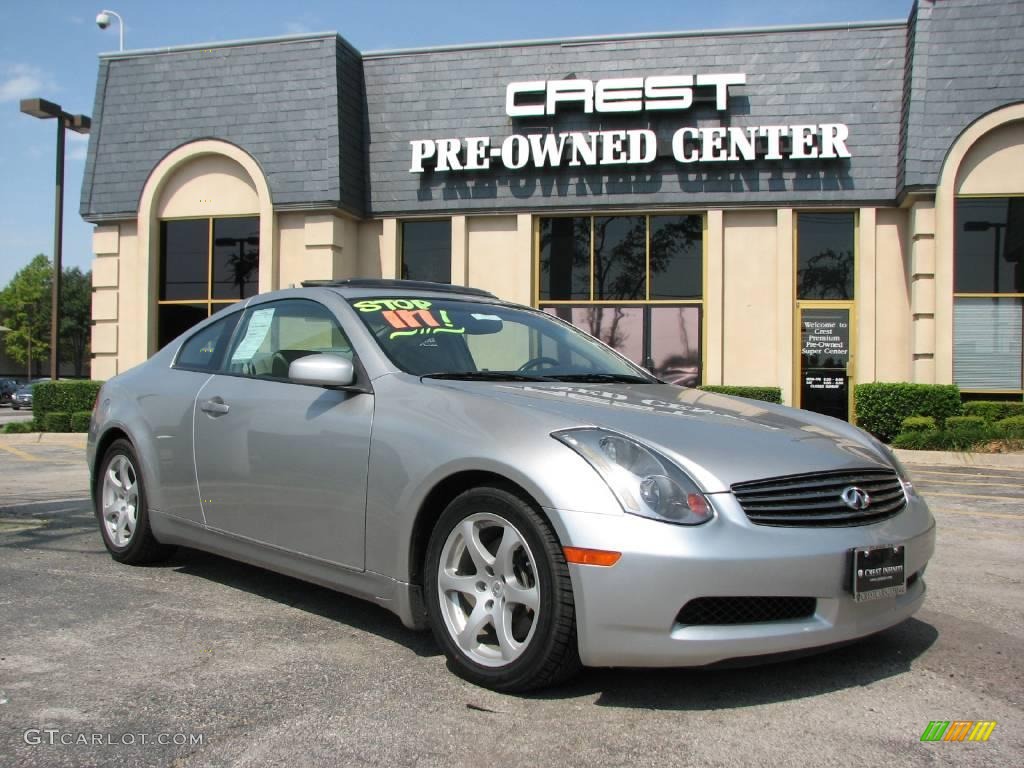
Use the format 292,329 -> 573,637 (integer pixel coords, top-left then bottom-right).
362,19 -> 907,58
98,30 -> 358,60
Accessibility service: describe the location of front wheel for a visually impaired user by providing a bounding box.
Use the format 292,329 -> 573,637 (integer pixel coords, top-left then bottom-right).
424,485 -> 580,691
96,439 -> 173,564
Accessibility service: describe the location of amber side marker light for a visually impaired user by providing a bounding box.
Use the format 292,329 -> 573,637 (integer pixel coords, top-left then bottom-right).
563,547 -> 622,566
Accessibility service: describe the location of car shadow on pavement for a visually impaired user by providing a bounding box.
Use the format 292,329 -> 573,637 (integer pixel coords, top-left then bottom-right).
544,617 -> 939,709
166,547 -> 443,659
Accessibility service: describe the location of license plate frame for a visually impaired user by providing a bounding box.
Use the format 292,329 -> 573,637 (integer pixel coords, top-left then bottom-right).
851,544 -> 907,602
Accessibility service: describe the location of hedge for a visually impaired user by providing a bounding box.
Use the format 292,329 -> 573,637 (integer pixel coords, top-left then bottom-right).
42,412 -> 72,433
697,385 -> 783,404
70,411 -> 92,432
854,383 -> 962,443
963,400 -> 1024,423
996,415 -> 1024,440
900,416 -> 936,433
946,415 -> 987,430
32,380 -> 102,424
3,420 -> 38,434
891,425 -> 995,451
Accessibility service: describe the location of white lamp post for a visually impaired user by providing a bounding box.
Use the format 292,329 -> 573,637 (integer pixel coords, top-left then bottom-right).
96,9 -> 125,51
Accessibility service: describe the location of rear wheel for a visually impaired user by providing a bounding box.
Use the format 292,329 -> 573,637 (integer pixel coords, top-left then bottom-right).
425,485 -> 580,691
96,439 -> 173,564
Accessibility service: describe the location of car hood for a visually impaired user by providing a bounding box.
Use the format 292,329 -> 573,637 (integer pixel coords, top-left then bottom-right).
424,380 -> 890,492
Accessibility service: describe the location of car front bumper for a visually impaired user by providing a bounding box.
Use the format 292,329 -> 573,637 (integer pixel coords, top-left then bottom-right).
547,492 -> 935,668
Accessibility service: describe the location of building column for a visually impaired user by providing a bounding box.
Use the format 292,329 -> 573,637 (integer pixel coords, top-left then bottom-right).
91,225 -> 120,380
908,200 -> 936,383
303,213 -> 354,280
776,209 -> 794,405
704,210 -> 724,386
451,215 -> 468,286
380,219 -> 399,279
857,208 -> 877,384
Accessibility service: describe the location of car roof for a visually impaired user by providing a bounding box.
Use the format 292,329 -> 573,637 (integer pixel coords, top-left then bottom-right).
300,279 -> 502,302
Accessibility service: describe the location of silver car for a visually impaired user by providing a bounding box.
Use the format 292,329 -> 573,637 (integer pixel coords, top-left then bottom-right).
87,280 -> 935,691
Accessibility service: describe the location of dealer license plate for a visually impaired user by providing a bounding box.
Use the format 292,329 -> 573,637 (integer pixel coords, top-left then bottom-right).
852,544 -> 906,602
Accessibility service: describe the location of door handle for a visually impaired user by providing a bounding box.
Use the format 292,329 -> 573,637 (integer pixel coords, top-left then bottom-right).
200,398 -> 230,416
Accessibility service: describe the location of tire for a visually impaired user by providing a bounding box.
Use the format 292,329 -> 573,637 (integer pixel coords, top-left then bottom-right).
95,439 -> 174,564
424,485 -> 581,692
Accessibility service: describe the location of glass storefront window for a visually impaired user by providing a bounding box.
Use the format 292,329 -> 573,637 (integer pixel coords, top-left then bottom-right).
401,220 -> 451,284
158,216 -> 259,349
796,212 -> 855,300
539,217 -> 590,300
593,216 -> 646,300
650,306 -> 702,388
955,198 -> 1024,294
650,215 -> 703,300
954,297 -> 1023,390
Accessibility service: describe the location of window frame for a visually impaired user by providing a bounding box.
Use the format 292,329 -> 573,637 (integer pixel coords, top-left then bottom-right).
953,193 -> 1024,394
158,213 -> 261,348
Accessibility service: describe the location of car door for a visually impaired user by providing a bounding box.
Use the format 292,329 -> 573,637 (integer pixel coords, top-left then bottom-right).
194,298 -> 372,570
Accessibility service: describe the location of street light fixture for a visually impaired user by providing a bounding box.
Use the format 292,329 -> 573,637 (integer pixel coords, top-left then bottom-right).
18,98 -> 91,381
96,9 -> 125,51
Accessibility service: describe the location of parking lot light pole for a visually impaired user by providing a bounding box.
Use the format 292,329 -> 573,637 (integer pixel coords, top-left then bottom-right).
18,99 -> 91,381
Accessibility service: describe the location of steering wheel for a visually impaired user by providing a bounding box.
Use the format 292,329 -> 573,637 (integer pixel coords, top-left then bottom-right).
518,356 -> 561,373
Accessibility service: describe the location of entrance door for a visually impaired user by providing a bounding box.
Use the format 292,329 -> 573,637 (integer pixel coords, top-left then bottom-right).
797,304 -> 854,421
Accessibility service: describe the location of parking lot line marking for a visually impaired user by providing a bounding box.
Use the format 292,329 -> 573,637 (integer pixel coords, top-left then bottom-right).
910,469 -> 1024,480
922,490 -> 1024,502
0,442 -> 40,462
932,508 -> 1023,521
916,478 -> 1024,489
942,527 -> 1024,541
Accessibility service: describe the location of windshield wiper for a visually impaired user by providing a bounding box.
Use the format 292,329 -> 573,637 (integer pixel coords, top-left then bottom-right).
546,373 -> 651,383
421,371 -> 557,382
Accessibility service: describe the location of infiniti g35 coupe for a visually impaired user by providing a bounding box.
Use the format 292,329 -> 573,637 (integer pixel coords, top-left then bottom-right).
87,279 -> 935,691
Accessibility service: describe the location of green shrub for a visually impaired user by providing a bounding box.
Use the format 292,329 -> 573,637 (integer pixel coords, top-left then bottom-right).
854,383 -> 962,442
891,425 -> 995,451
70,411 -> 93,432
963,400 -> 1024,423
900,415 -> 936,433
697,385 -> 783,404
945,415 -> 988,430
995,415 -> 1024,440
42,412 -> 72,433
2,420 -> 38,434
32,380 -> 102,421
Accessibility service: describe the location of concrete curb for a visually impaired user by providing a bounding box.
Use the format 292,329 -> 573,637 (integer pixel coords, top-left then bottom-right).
894,447 -> 1024,470
0,432 -> 88,447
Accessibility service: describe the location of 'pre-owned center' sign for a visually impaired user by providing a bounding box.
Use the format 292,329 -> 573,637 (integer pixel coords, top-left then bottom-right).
409,73 -> 851,173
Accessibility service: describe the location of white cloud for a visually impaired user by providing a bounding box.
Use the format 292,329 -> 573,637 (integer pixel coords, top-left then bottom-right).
0,64 -> 55,103
68,132 -> 89,161
285,21 -> 310,34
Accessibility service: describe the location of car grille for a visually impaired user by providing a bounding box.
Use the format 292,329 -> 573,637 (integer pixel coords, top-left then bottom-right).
676,596 -> 816,626
731,469 -> 906,527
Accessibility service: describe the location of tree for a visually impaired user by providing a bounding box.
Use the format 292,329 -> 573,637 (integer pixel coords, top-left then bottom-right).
0,254 -> 52,378
60,267 -> 92,377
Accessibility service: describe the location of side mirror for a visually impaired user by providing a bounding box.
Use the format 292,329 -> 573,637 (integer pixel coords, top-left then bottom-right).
288,353 -> 356,388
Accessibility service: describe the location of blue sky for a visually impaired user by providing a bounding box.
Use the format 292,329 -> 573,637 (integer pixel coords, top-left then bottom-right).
0,0 -> 913,287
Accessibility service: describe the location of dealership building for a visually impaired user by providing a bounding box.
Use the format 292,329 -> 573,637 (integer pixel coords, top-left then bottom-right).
80,0 -> 1024,421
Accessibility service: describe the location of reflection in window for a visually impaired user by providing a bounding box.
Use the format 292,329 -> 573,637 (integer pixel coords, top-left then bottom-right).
213,218 -> 260,300
593,217 -> 646,300
955,198 -> 1024,294
540,217 -> 590,300
650,306 -> 701,387
402,220 -> 451,284
650,215 -> 703,299
545,306 -> 644,364
796,212 -> 855,300
158,216 -> 260,350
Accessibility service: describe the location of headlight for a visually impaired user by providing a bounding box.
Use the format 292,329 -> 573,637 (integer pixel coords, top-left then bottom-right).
867,434 -> 917,499
552,428 -> 713,525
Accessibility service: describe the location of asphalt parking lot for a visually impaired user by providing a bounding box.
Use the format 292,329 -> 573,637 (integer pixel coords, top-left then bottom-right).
0,435 -> 1021,767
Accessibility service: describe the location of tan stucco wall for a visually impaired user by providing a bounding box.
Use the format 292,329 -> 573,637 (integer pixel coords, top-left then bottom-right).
955,119 -> 1024,196
156,154 -> 259,219
722,210 -> 779,387
465,215 -> 531,304
874,208 -> 912,382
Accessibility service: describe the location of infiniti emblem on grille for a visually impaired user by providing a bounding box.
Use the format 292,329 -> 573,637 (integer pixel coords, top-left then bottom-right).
840,486 -> 871,510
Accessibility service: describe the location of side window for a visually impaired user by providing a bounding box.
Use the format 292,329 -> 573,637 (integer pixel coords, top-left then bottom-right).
225,299 -> 353,379
173,311 -> 242,372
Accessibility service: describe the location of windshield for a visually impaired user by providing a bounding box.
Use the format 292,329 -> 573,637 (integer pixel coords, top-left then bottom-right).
349,296 -> 655,382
